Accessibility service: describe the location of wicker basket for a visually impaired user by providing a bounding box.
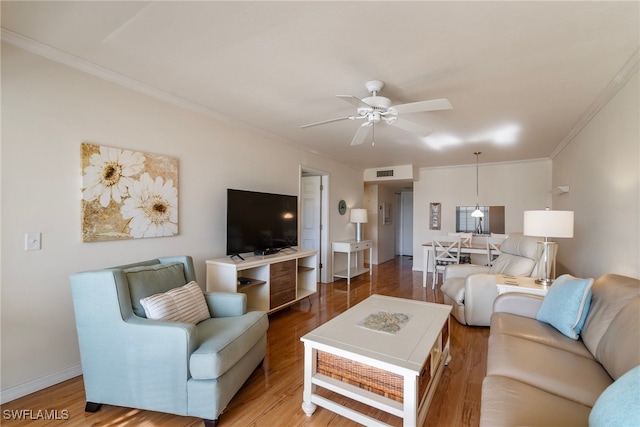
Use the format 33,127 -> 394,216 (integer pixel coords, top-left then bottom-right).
317,351 -> 432,403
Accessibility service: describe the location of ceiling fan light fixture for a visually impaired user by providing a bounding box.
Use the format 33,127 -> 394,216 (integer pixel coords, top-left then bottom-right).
301,79 -> 453,146
385,116 -> 398,125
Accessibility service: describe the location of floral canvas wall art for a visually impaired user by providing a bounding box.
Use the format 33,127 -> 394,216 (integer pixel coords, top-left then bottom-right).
81,143 -> 179,242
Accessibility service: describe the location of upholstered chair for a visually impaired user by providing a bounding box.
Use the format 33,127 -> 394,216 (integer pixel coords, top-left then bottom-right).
441,234 -> 541,326
70,256 -> 268,427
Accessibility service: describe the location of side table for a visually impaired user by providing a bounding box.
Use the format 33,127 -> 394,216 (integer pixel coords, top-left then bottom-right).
495,274 -> 549,296
332,239 -> 372,286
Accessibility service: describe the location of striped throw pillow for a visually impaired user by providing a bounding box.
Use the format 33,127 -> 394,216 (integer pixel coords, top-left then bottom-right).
140,281 -> 210,324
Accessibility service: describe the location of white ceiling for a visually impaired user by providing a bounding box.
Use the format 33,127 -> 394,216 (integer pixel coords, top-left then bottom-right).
2,1 -> 639,170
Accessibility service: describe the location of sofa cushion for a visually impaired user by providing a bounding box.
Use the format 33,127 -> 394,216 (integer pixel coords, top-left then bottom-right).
125,262 -> 186,317
480,375 -> 590,427
594,297 -> 640,380
190,310 -> 268,379
140,281 -> 211,324
487,333 -> 612,407
490,312 -> 593,358
582,274 -> 640,361
589,365 -> 640,427
536,274 -> 593,339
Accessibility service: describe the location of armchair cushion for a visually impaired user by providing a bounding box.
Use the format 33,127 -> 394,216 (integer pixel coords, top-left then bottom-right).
204,292 -> 247,318
140,281 -> 210,324
537,274 -> 594,340
190,310 -> 269,379
487,234 -> 539,276
125,262 -> 187,317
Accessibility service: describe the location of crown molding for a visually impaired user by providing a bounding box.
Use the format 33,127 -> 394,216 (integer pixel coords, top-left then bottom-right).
1,29 -> 221,119
550,49 -> 640,159
1,29 -> 351,167
420,157 -> 551,171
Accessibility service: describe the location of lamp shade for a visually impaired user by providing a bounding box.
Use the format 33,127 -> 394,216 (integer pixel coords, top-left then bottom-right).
524,210 -> 574,238
350,208 -> 368,224
471,208 -> 484,218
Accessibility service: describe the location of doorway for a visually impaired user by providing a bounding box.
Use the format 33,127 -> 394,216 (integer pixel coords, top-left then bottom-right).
300,167 -> 330,283
400,191 -> 414,256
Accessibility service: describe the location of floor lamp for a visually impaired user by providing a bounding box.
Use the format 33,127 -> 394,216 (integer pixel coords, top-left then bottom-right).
350,208 -> 368,242
524,209 -> 574,285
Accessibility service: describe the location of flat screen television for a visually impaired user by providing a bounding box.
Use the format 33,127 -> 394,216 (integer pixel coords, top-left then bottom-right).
226,189 -> 298,256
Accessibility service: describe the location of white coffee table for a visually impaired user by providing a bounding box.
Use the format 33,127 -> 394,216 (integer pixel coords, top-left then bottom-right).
301,295 -> 452,427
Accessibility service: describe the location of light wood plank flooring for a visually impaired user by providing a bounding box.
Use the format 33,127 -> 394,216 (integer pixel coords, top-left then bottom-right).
1,256 -> 489,426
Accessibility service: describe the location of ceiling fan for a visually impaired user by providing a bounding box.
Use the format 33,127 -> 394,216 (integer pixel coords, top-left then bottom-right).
301,80 -> 453,145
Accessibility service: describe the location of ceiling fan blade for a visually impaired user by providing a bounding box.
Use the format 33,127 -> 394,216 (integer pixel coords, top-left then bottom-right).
390,98 -> 453,114
392,118 -> 433,138
300,116 -> 355,128
351,124 -> 372,145
337,94 -> 372,109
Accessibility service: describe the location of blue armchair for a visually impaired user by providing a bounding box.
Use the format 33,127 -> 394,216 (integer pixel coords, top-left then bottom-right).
70,256 -> 268,427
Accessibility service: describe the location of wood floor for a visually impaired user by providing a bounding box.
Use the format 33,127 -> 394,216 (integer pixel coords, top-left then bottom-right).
1,256 -> 489,427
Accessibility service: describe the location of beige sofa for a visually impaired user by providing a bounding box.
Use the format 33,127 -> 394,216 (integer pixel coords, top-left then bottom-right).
481,273 -> 640,426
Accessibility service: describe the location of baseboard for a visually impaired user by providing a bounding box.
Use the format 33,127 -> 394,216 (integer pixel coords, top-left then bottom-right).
0,365 -> 82,404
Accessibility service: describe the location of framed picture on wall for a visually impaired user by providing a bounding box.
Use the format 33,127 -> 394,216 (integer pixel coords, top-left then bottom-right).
382,202 -> 392,225
81,142 -> 179,242
429,202 -> 441,230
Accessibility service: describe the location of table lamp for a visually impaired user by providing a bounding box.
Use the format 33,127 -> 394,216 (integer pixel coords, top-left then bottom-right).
523,209 -> 574,285
350,208 -> 368,242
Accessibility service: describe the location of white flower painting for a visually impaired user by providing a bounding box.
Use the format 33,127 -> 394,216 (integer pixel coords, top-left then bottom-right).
81,143 -> 178,242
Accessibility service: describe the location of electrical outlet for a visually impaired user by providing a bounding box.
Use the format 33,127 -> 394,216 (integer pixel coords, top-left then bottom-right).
25,232 -> 41,251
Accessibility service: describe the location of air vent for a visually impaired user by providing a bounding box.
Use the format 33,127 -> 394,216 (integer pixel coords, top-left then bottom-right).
364,165 -> 416,182
376,170 -> 394,177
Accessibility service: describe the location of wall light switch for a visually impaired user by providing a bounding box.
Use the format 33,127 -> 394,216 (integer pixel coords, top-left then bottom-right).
25,232 -> 41,251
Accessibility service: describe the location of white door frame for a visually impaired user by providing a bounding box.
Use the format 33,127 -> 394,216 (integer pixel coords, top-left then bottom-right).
300,165 -> 330,283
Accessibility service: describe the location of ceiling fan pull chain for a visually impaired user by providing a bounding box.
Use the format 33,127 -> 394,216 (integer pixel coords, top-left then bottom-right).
372,122 -> 375,146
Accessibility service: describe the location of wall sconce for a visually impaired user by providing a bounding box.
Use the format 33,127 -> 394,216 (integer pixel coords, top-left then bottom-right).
557,186 -> 570,194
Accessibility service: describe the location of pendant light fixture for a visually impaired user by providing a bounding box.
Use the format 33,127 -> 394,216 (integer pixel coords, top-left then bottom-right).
471,152 -> 484,219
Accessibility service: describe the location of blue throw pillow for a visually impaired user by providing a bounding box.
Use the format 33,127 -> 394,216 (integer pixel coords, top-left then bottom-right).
536,274 -> 594,340
589,365 -> 640,426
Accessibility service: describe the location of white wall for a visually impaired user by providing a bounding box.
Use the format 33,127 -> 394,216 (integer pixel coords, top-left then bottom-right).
364,184 -> 397,265
413,159 -> 552,271
363,184 -> 378,263
552,71 -> 639,279
376,185 -> 397,263
0,44 -> 364,400
400,191 -> 414,256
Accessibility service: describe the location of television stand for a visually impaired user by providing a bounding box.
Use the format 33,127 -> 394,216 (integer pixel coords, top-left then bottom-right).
206,249 -> 318,314
254,248 -> 280,256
